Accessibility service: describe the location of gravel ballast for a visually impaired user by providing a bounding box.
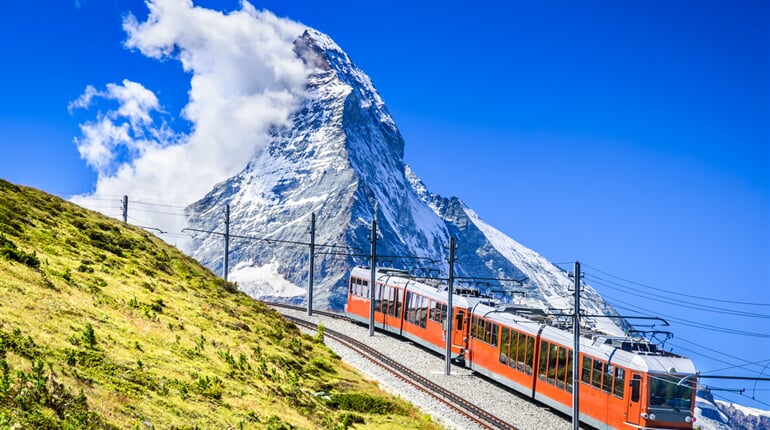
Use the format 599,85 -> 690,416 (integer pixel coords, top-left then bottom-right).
276,307 -> 574,430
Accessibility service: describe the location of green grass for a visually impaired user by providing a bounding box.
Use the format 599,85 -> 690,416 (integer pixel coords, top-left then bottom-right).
0,179 -> 441,430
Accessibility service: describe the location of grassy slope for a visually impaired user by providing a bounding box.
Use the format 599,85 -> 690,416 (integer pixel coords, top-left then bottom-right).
0,179 -> 440,430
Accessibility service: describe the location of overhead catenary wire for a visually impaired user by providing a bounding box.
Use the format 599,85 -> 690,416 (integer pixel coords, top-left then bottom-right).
701,358 -> 770,376
580,263 -> 770,398
583,263 -> 770,307
587,275 -> 770,319
595,278 -> 770,402
129,207 -> 189,217
674,337 -> 770,374
712,390 -> 770,408
132,200 -> 188,209
606,297 -> 770,338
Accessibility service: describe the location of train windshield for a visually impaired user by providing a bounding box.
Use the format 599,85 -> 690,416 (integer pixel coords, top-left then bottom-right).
648,374 -> 693,411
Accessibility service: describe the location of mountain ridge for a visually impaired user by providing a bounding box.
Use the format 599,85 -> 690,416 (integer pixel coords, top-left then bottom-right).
184,27 -> 625,336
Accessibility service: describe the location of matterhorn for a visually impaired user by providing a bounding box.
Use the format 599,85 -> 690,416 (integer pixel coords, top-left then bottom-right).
185,28 -> 622,335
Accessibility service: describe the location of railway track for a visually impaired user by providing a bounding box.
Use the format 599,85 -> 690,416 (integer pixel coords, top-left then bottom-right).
270,303 -> 519,430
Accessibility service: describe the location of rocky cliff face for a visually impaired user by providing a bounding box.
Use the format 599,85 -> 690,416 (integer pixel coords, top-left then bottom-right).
717,399 -> 770,430
184,28 -> 623,335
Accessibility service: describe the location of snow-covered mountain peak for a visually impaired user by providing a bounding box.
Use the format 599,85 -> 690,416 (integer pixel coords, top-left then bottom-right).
294,28 -> 390,120
185,24 -> 623,332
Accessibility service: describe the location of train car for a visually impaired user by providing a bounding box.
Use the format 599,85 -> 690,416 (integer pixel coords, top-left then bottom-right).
344,267 -> 698,430
468,301 -> 697,429
346,266 -> 491,360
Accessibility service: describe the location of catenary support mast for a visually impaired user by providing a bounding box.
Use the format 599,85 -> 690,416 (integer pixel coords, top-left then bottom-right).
369,217 -> 377,337
223,204 -> 230,281
572,261 -> 581,430
445,237 -> 456,375
307,212 -> 316,316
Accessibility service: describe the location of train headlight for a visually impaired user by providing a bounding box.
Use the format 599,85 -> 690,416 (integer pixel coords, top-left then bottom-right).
685,416 -> 692,423
648,413 -> 656,421
641,413 -> 648,419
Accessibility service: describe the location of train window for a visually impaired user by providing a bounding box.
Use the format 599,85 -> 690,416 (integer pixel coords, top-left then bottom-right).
390,287 -> 397,316
394,288 -> 401,317
478,318 -> 485,340
374,283 -> 382,313
581,356 -> 592,384
515,332 -> 527,370
419,296 -> 428,328
507,330 -> 517,365
525,336 -> 535,375
603,363 -> 614,393
405,292 -> 413,323
555,346 -> 568,389
490,323 -> 495,344
500,327 -> 510,365
456,311 -> 464,331
538,340 -> 549,380
547,343 -> 558,384
349,279 -> 354,294
432,302 -> 442,323
381,286 -> 389,314
592,360 -> 603,388
473,317 -> 482,340
613,367 -> 625,397
566,350 -> 574,392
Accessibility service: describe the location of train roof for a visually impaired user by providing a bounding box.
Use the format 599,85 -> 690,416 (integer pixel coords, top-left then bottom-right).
473,301 -> 697,376
349,267 -> 696,376
350,266 -> 493,309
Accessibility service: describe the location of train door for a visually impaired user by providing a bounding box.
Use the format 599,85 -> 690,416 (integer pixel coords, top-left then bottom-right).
452,310 -> 467,352
626,373 -> 643,426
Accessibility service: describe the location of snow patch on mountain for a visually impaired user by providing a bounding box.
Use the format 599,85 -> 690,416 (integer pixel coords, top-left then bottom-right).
229,261 -> 306,298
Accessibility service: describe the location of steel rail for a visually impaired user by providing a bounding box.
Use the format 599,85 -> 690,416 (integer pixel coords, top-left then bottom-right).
270,303 -> 518,430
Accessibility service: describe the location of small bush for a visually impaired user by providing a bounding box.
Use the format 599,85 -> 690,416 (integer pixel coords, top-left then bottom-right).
0,235 -> 40,269
192,374 -> 223,400
77,263 -> 94,273
309,357 -> 334,373
328,392 -> 405,415
82,323 -> 97,349
337,412 -> 365,429
0,327 -> 38,359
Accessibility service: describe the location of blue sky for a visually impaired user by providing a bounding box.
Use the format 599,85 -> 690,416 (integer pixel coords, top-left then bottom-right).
1,0 -> 768,410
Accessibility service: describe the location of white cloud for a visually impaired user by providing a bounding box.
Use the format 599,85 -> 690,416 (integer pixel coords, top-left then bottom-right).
71,0 -> 311,244
71,79 -> 161,174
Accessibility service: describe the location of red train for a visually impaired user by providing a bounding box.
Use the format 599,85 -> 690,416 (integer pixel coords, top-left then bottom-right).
345,267 -> 697,430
